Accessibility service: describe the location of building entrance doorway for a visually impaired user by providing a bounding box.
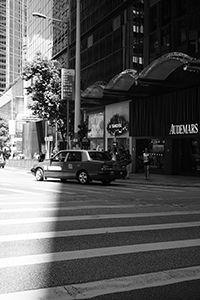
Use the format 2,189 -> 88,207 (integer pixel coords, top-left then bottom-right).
136,138 -> 165,173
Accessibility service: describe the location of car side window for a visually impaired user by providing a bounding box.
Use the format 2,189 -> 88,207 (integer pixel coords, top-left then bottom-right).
67,152 -> 82,162
53,152 -> 67,162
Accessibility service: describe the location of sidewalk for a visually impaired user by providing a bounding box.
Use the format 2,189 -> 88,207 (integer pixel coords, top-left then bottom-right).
119,172 -> 200,187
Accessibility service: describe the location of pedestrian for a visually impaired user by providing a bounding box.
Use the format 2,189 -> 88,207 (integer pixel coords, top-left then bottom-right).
38,151 -> 45,162
124,148 -> 132,179
110,142 -> 118,161
117,146 -> 132,178
142,148 -> 150,180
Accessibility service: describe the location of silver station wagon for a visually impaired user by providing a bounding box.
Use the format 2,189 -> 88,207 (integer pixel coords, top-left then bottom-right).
30,149 -> 127,185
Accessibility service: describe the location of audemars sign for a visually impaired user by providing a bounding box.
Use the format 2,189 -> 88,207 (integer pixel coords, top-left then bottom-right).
169,123 -> 198,135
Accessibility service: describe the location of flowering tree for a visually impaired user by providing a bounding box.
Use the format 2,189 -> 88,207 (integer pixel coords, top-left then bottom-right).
22,52 -> 74,143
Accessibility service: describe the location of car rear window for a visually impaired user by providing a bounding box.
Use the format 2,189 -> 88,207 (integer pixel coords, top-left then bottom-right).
88,151 -> 111,161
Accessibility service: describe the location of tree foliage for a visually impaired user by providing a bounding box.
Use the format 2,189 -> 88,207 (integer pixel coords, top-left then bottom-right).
22,52 -> 74,142
0,116 -> 9,149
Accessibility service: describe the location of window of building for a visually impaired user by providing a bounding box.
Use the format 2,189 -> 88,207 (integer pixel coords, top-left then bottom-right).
149,5 -> 158,32
161,26 -> 170,52
189,0 -> 200,11
161,0 -> 171,26
176,0 -> 187,17
188,9 -> 200,54
149,33 -> 159,61
113,15 -> 121,31
175,19 -> 187,47
88,35 -> 93,48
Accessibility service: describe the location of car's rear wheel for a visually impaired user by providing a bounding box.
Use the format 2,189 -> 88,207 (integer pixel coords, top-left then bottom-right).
77,170 -> 90,184
35,168 -> 44,181
101,179 -> 112,185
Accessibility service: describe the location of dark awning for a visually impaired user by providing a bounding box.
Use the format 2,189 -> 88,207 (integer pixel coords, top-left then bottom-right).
82,52 -> 200,108
105,69 -> 138,91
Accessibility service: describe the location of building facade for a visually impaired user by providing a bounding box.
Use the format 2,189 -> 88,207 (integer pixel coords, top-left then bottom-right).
144,0 -> 200,66
0,0 -> 27,94
69,0 -> 144,90
129,0 -> 200,176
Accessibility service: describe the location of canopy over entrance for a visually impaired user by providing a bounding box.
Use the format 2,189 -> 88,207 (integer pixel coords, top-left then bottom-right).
82,52 -> 200,108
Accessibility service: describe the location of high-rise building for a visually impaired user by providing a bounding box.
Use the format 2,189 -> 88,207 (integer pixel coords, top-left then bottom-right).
0,0 -> 27,94
144,0 -> 200,65
51,0 -> 144,90
27,0 -> 53,60
27,0 -> 69,65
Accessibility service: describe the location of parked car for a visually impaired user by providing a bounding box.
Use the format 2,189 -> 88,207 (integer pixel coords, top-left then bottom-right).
30,149 -> 127,185
0,156 -> 5,168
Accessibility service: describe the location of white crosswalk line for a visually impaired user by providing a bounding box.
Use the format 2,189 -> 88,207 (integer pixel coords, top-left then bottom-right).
1,239 -> 200,268
1,265 -> 200,300
1,221 -> 200,242
1,194 -> 200,299
1,210 -> 200,225
0,187 -> 43,195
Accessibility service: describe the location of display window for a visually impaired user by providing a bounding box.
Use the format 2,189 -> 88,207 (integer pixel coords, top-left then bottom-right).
150,139 -> 165,170
179,138 -> 200,174
107,138 -> 129,151
90,139 -> 104,151
136,138 -> 165,172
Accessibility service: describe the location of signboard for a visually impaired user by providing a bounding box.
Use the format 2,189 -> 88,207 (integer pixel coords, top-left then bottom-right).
169,123 -> 199,135
107,114 -> 129,136
88,113 -> 104,138
45,136 -> 53,142
61,68 -> 75,100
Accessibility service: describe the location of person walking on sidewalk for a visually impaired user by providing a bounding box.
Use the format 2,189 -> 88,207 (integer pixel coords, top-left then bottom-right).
142,148 -> 150,180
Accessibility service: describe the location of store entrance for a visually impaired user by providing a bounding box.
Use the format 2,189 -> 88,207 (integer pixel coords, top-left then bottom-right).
175,137 -> 200,175
136,138 -> 165,173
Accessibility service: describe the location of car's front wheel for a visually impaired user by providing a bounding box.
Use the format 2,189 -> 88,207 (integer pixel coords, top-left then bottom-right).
35,168 -> 44,181
77,170 -> 90,184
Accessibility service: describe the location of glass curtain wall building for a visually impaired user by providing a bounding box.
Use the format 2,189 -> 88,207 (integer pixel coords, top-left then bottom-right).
0,0 -> 27,94
51,0 -> 144,90
27,0 -> 53,60
145,0 -> 200,65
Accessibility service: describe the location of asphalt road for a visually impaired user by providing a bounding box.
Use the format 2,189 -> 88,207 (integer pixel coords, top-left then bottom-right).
1,168 -> 200,299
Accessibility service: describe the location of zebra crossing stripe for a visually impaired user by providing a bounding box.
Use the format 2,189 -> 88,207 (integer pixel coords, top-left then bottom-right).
0,188 -> 43,195
1,221 -> 200,242
0,210 -> 200,225
0,265 -> 200,299
1,238 -> 200,268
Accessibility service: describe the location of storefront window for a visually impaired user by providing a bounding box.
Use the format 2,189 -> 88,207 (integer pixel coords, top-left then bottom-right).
90,139 -> 104,151
179,138 -> 200,174
137,138 -> 165,172
150,139 -> 165,170
108,138 -> 129,151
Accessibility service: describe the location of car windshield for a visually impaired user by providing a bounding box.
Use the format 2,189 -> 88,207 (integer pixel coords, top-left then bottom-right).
88,151 -> 111,161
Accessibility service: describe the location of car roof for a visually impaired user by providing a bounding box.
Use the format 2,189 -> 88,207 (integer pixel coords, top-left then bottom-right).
58,150 -> 105,153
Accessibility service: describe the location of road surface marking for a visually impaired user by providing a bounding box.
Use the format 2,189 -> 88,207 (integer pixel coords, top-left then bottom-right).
0,188 -> 43,195
0,210 -> 200,225
1,221 -> 200,242
1,238 -> 200,268
1,265 -> 199,300
28,187 -> 76,195
0,187 -> 75,195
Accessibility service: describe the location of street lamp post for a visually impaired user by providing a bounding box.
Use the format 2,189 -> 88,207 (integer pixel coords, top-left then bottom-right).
74,0 -> 81,141
33,6 -> 81,148
32,11 -> 71,150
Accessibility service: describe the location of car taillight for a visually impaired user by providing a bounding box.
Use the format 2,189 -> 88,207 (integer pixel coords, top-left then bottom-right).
101,164 -> 112,170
